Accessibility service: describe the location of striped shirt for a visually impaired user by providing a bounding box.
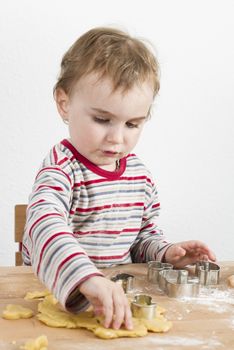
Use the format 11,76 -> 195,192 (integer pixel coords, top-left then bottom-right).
22,139 -> 171,312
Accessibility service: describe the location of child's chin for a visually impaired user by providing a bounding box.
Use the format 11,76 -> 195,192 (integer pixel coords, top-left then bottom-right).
98,163 -> 117,171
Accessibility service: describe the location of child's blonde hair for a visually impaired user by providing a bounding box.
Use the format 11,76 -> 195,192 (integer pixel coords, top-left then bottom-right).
54,27 -> 160,97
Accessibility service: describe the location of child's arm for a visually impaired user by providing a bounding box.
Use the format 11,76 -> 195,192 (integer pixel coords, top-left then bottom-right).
23,163 -> 104,313
130,178 -> 216,267
130,180 -> 173,262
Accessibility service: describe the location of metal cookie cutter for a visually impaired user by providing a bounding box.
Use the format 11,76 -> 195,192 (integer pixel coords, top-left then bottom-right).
158,269 -> 200,298
131,294 -> 157,319
195,261 -> 220,285
111,273 -> 134,293
148,261 -> 173,284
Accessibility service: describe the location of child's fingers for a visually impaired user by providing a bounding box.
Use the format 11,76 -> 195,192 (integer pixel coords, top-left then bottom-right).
207,249 -> 216,261
173,245 -> 186,258
180,241 -> 213,256
112,290 -> 125,329
178,241 -> 216,261
189,245 -> 216,262
102,295 -> 114,328
124,300 -> 133,330
166,241 -> 216,268
93,305 -> 104,316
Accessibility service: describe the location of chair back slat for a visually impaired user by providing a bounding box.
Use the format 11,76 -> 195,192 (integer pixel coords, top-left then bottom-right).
14,204 -> 27,265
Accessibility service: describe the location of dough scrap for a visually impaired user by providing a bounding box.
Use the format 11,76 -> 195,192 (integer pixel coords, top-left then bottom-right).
20,335 -> 48,350
24,290 -> 51,300
37,295 -> 172,339
141,316 -> 172,333
2,304 -> 34,320
227,275 -> 234,288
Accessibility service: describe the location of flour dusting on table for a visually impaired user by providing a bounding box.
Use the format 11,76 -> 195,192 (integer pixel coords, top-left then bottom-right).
147,335 -> 222,347
179,286 -> 234,313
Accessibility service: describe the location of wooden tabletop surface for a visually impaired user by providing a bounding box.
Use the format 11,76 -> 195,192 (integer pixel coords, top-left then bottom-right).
0,262 -> 234,350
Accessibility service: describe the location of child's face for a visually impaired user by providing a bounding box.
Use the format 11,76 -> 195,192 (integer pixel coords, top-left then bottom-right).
57,73 -> 154,171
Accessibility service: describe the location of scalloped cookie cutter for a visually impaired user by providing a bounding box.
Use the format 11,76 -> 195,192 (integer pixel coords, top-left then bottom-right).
158,269 -> 200,298
148,261 -> 173,284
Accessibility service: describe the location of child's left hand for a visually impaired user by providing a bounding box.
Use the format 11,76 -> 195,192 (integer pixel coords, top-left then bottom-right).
164,240 -> 216,268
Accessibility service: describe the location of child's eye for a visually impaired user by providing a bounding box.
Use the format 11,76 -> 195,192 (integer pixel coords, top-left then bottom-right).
126,122 -> 139,129
94,117 -> 109,124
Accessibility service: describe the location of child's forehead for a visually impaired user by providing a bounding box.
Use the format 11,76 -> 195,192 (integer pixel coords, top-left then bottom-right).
71,73 -> 154,118
73,72 -> 154,97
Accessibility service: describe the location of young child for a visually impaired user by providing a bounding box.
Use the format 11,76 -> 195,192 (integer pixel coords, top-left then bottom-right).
22,27 -> 216,331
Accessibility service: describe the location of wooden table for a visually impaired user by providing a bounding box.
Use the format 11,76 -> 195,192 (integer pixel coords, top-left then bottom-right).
0,262 -> 234,349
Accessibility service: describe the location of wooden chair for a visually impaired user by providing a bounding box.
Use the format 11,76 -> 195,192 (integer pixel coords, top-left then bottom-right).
15,204 -> 27,265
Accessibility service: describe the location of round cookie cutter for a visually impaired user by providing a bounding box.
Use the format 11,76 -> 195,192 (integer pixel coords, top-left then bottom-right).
131,294 -> 157,319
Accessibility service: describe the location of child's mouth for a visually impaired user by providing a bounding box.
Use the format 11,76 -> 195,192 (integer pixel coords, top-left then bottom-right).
103,150 -> 119,157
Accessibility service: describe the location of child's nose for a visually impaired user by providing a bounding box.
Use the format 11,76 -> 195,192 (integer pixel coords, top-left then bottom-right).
106,126 -> 124,144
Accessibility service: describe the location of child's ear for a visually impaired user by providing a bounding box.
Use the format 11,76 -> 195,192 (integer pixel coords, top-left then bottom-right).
54,88 -> 70,122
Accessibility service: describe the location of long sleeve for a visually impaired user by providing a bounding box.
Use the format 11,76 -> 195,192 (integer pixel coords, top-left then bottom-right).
22,160 -> 103,313
130,180 -> 173,262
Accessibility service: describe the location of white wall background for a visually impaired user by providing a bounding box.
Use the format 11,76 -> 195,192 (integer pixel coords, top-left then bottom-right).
1,0 -> 233,266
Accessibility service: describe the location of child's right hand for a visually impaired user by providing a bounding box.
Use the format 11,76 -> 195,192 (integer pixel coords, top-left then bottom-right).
79,276 -> 133,330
